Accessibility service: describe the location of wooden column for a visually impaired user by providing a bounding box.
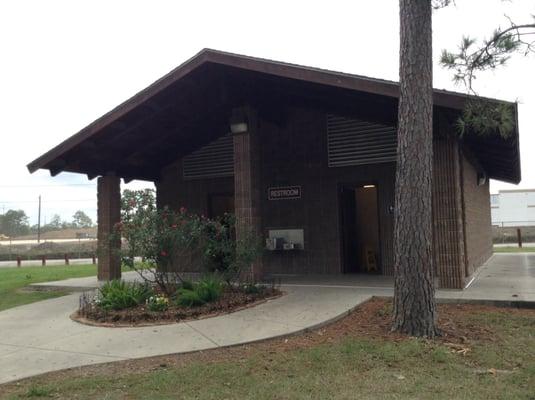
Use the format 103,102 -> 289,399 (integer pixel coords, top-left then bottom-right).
97,175 -> 121,281
232,107 -> 263,281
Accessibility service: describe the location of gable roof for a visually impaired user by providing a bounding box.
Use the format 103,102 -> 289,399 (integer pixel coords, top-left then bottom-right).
27,48 -> 521,183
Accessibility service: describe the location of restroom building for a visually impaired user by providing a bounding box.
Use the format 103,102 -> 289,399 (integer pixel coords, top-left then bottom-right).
27,49 -> 521,289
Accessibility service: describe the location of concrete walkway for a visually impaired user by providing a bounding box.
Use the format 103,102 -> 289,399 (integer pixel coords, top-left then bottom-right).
0,253 -> 533,384
0,285 -> 376,384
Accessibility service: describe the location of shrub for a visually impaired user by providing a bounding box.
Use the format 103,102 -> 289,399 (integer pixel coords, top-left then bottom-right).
146,295 -> 169,312
117,190 -> 205,295
176,289 -> 205,307
175,275 -> 224,307
202,214 -> 263,284
97,280 -> 153,311
117,189 -> 262,291
241,282 -> 263,294
196,276 -> 224,302
181,280 -> 194,291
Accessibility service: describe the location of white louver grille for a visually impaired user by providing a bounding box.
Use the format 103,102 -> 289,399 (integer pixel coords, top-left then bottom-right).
327,114 -> 397,167
182,134 -> 234,179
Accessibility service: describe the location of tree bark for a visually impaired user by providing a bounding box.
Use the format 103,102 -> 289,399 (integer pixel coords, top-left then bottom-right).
393,0 -> 439,337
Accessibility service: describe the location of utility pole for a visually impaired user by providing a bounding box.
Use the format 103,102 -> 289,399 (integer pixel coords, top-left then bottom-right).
37,195 -> 41,244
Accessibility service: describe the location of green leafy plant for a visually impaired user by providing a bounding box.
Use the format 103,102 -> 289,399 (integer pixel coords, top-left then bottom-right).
146,294 -> 169,312
180,280 -> 194,291
175,289 -> 205,307
175,275 -> 224,307
201,214 -> 263,284
195,275 -> 224,303
241,282 -> 265,294
117,190 -> 263,293
116,190 -> 205,295
96,280 -> 153,311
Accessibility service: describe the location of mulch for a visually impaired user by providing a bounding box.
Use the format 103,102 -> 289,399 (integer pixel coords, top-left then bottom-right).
72,287 -> 283,327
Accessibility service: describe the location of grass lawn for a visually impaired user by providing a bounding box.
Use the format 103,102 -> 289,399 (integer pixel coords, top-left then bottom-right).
1,300 -> 534,399
493,246 -> 535,253
0,264 -> 99,311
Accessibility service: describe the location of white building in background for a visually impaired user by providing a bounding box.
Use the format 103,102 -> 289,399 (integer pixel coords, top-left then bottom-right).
491,189 -> 535,227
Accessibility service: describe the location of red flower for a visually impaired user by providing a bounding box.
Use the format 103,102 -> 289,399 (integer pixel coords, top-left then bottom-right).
160,250 -> 168,257
171,224 -> 177,229
179,206 -> 186,214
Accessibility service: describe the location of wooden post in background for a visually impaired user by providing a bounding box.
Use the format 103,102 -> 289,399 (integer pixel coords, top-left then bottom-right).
97,175 -> 122,281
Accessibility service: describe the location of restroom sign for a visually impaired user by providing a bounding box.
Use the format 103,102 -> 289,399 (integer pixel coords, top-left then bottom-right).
268,186 -> 302,200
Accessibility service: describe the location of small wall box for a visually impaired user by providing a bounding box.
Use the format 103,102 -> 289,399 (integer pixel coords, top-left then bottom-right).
266,229 -> 304,251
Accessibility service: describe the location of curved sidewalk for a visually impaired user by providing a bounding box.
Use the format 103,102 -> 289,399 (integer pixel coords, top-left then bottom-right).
0,284 -> 380,385
1,253 -> 532,385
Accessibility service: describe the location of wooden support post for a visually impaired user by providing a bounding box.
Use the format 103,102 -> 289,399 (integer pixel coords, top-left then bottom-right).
517,228 -> 522,248
92,254 -> 96,265
97,175 -> 121,281
41,255 -> 46,266
16,256 -> 21,267
64,253 -> 69,265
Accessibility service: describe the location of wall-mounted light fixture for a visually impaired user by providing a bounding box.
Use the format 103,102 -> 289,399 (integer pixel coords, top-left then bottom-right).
477,172 -> 487,186
230,121 -> 248,134
363,184 -> 376,188
230,109 -> 249,134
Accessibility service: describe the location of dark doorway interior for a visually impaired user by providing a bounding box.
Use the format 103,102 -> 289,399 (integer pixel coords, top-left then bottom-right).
340,184 -> 381,273
208,193 -> 234,219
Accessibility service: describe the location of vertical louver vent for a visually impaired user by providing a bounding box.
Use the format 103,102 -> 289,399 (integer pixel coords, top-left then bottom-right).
182,134 -> 234,179
327,114 -> 397,167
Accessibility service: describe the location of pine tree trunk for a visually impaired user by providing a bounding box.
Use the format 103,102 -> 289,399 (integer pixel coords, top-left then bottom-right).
392,0 -> 439,337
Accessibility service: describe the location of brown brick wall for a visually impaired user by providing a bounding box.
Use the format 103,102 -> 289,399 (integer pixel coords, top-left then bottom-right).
432,134 -> 466,289
257,107 -> 395,275
461,154 -> 493,277
157,106 -> 396,275
156,105 -> 485,287
156,161 -> 233,215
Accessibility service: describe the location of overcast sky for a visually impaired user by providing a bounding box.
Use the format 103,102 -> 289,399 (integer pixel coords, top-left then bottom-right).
0,0 -> 533,225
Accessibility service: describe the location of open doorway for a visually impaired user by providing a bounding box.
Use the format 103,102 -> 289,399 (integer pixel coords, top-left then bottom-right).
340,184 -> 381,274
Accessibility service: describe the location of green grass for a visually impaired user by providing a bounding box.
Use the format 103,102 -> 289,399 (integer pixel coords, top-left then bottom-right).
493,246 -> 535,253
0,264 -> 98,311
1,308 -> 534,399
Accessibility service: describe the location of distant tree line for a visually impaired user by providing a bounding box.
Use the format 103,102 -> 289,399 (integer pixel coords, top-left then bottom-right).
0,209 -> 94,238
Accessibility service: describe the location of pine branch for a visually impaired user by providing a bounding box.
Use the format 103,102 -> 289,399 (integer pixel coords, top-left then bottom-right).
441,18 -> 535,92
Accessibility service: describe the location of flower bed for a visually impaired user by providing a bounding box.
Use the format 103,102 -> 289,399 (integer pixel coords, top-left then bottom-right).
73,280 -> 282,327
